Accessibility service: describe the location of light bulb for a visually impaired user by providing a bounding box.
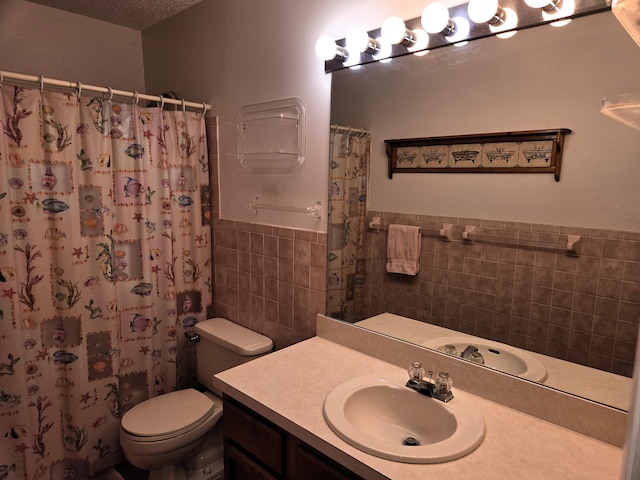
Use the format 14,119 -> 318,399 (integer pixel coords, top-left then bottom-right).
421,3 -> 452,34
372,36 -> 392,62
543,0 -> 574,26
346,27 -> 372,53
446,17 -> 470,44
525,0 -> 556,8
491,8 -> 518,38
381,16 -> 408,44
468,0 -> 501,24
315,36 -> 339,61
342,47 -> 361,67
407,29 -> 429,53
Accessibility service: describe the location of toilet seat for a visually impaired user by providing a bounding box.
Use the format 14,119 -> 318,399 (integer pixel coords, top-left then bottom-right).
121,389 -> 222,442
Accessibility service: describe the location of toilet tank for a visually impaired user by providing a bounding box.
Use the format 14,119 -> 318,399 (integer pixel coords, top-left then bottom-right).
194,318 -> 273,395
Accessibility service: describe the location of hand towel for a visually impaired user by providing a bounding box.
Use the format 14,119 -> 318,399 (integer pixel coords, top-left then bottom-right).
386,224 -> 421,275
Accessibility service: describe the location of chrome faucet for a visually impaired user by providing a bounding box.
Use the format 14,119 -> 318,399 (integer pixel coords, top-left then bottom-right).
460,345 -> 485,365
405,362 -> 454,403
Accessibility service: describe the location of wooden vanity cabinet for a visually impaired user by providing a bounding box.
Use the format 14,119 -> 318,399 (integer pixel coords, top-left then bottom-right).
222,395 -> 366,480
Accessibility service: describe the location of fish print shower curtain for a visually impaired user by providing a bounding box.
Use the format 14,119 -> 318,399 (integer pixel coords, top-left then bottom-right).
0,85 -> 212,479
326,128 -> 369,322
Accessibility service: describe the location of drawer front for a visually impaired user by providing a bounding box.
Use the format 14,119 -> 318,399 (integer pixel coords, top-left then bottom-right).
223,398 -> 284,475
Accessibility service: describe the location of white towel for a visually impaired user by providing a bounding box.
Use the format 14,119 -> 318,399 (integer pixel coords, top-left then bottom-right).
386,224 -> 421,275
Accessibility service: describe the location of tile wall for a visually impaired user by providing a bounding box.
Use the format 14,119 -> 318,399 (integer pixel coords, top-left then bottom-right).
212,220 -> 327,349
364,211 -> 640,377
206,118 -> 327,349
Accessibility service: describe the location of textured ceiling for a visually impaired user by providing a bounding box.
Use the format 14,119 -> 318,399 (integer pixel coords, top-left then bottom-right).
24,0 -> 205,30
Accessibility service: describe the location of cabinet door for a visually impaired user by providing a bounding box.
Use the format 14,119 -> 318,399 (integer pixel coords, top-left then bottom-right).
223,398 -> 284,475
225,443 -> 279,480
293,443 -> 363,480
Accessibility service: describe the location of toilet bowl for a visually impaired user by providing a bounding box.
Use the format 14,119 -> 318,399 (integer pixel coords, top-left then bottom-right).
119,318 -> 273,480
120,390 -> 222,473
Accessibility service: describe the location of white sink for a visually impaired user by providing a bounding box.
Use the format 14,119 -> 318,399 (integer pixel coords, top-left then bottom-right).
422,336 -> 548,382
323,373 -> 485,463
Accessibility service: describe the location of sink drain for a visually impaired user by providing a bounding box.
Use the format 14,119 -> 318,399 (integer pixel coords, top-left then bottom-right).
403,437 -> 420,446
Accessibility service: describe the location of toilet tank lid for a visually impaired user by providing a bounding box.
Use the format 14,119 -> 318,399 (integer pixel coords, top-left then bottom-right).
194,318 -> 273,356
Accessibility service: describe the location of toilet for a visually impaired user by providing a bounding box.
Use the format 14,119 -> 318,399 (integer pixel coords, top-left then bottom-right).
119,318 -> 273,480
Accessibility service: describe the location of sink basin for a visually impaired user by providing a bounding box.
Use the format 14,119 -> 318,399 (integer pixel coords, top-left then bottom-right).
422,336 -> 548,382
323,373 -> 485,463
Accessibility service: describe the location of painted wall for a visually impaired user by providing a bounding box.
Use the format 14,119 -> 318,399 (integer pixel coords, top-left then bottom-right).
0,0 -> 145,91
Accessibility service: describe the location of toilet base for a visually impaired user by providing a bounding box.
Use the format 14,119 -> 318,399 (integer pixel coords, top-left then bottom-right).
146,424 -> 223,480
185,423 -> 223,472
148,463 -> 187,480
145,457 -> 223,480
146,460 -> 222,480
186,458 -> 223,480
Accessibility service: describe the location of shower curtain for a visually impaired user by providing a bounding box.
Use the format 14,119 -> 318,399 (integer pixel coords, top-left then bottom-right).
0,85 -> 212,478
326,128 -> 369,323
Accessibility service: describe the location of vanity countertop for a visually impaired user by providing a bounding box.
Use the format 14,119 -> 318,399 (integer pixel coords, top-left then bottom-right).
213,336 -> 623,480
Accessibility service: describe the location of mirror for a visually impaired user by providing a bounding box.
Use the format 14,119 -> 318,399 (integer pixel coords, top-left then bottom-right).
328,11 -> 640,412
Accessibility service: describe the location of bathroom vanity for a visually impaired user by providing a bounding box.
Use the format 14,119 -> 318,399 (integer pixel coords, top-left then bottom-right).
223,396 -> 367,479
213,316 -> 624,479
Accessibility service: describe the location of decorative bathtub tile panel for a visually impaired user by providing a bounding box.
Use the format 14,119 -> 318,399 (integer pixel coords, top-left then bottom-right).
481,142 -> 518,167
518,140 -> 553,167
449,144 -> 481,167
419,145 -> 449,167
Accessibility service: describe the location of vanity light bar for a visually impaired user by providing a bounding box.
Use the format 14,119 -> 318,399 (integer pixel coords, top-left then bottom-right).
317,0 -> 610,72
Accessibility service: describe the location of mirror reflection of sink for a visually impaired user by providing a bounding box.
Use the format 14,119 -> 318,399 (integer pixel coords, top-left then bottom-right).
422,336 -> 548,382
323,373 -> 485,463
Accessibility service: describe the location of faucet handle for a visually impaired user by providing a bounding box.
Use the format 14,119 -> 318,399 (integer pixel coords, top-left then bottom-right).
436,372 -> 453,395
471,350 -> 485,364
443,344 -> 457,355
408,361 -> 425,381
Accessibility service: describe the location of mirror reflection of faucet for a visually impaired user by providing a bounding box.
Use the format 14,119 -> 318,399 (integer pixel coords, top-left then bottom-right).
444,344 -> 457,355
461,345 -> 485,365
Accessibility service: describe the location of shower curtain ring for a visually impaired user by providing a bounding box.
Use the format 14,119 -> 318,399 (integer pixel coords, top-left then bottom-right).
76,81 -> 82,99
158,95 -> 165,110
181,99 -> 186,113
0,71 -> 4,86
103,86 -> 114,102
132,91 -> 139,106
201,102 -> 208,117
39,74 -> 45,93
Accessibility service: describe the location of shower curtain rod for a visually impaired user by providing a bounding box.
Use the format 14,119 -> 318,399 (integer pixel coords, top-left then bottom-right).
330,124 -> 369,136
0,69 -> 212,114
